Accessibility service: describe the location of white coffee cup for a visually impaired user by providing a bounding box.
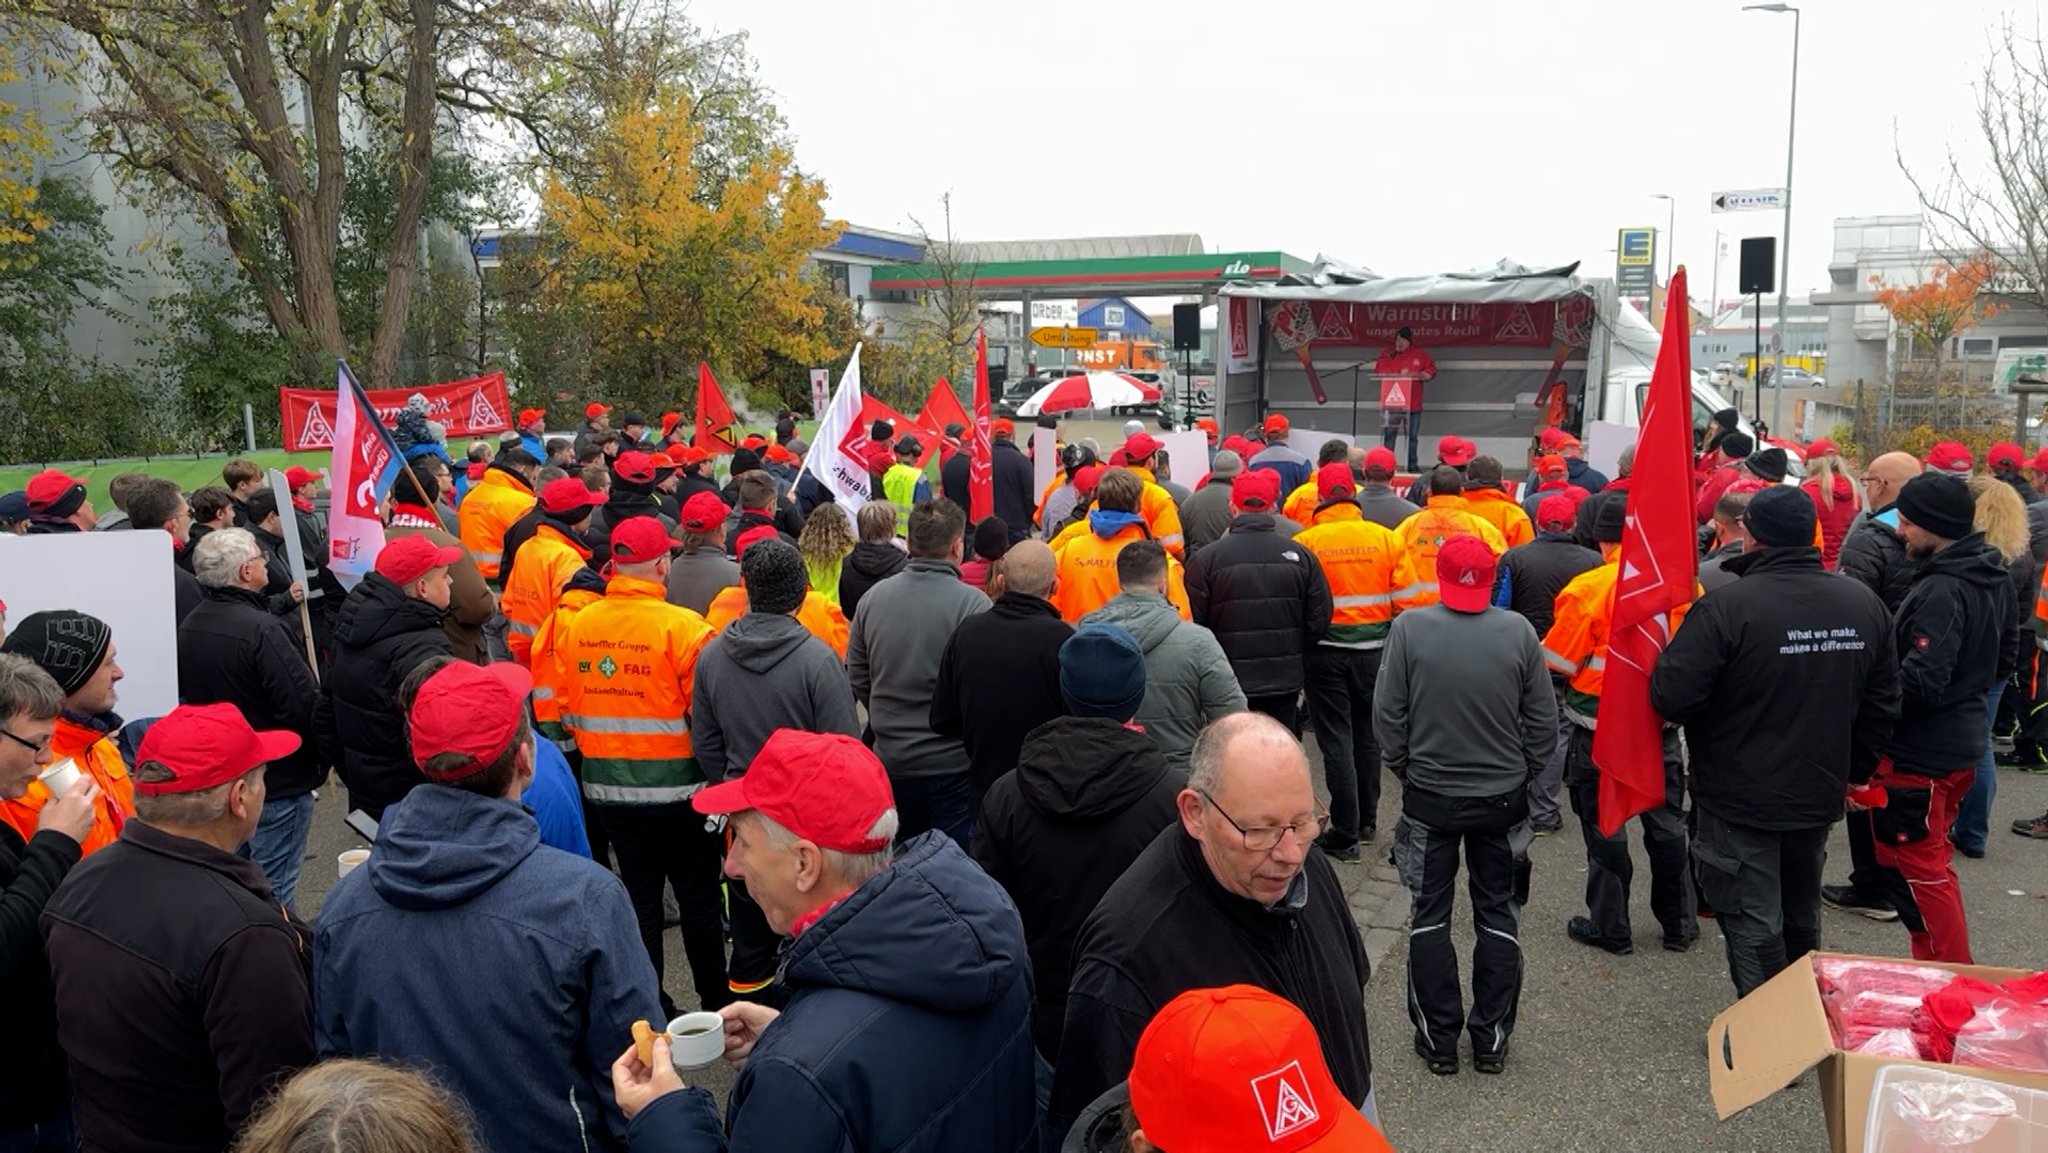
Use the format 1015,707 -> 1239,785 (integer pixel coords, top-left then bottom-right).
38,759 -> 82,797
337,849 -> 370,878
665,1011 -> 725,1070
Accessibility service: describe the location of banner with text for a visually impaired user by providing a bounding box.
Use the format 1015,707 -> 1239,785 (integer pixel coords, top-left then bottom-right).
1262,295 -> 1596,352
280,371 -> 513,452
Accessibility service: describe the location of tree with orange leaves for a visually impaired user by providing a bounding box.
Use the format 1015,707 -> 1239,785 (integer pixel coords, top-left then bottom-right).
1870,252 -> 2005,399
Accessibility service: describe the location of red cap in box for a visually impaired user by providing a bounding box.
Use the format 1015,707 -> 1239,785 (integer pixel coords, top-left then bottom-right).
1925,441 -> 1974,476
1439,436 -> 1476,467
1195,417 -> 1219,445
1436,533 -> 1497,613
693,730 -> 895,854
585,402 -> 611,420
409,661 -> 532,781
376,534 -> 463,585
1361,447 -> 1398,476
1536,453 -> 1567,478
1316,462 -> 1354,500
680,492 -> 730,533
1231,470 -> 1281,510
1124,432 -> 1162,462
519,407 -> 547,429
1073,464 -> 1106,496
539,476 -> 606,514
1536,494 -> 1576,530
734,524 -> 780,556
1989,441 -> 2025,471
135,703 -> 302,796
2032,448 -> 2048,474
24,469 -> 86,514
660,411 -> 683,437
613,451 -> 657,484
992,418 -> 1015,438
608,516 -> 671,563
1263,413 -> 1290,436
1805,438 -> 1838,459
284,466 -> 321,491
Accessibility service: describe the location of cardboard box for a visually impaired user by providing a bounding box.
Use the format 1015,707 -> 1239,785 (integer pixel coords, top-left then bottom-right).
1708,952 -> 2048,1152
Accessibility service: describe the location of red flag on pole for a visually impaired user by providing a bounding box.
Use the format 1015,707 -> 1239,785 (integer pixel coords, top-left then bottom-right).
919,378 -> 973,464
970,328 -> 994,522
1592,268 -> 1699,836
694,362 -> 738,454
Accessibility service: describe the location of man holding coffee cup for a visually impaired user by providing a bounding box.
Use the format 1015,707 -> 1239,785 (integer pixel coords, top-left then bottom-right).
0,653 -> 98,1149
0,609 -> 137,856
314,659 -> 659,1153
610,730 -> 1035,1151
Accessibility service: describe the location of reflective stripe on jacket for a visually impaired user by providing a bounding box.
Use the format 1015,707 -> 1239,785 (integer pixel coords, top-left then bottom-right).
499,524 -> 591,665
558,575 -> 713,803
704,587 -> 851,659
457,468 -> 536,582
1125,467 -> 1186,555
1294,502 -> 1407,649
531,586 -> 602,742
1393,496 -> 1508,611
1541,550 -> 1689,727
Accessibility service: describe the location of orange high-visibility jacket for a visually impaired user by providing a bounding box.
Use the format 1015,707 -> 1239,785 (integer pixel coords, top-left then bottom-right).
1281,480 -> 1323,527
704,586 -> 851,659
458,468 -> 536,584
499,523 -> 592,665
1294,502 -> 1407,650
1393,496 -> 1507,611
1541,551 -> 1690,727
558,575 -> 714,804
1053,522 -> 1191,623
531,584 -> 604,745
1462,487 -> 1536,549
0,718 -> 135,856
1125,466 -> 1187,556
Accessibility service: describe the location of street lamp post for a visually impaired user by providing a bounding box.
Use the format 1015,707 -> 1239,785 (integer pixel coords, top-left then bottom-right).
1746,1 -> 1800,437
1652,192 -> 1676,301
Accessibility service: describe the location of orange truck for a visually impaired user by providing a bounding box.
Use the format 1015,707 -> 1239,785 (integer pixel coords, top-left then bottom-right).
1071,340 -> 1169,373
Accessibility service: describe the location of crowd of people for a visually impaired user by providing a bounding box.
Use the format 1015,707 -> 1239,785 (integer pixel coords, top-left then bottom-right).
0,398 -> 2042,1152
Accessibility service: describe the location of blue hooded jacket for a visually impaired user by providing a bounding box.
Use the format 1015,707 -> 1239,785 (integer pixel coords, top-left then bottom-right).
315,785 -> 660,1153
627,833 -> 1038,1153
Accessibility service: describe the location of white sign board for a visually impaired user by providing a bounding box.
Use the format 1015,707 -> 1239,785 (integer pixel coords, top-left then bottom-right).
1712,188 -> 1786,213
267,470 -> 317,601
0,533 -> 182,720
1584,420 -> 1635,483
1154,430 -> 1210,489
1033,427 -> 1058,499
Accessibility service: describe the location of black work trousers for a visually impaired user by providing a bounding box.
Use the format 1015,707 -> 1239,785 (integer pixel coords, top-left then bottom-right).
1691,809 -> 1829,997
1399,815 -> 1522,1061
724,876 -> 789,1009
1565,726 -> 1695,945
594,801 -> 731,1017
1246,692 -> 1302,735
1306,646 -> 1384,842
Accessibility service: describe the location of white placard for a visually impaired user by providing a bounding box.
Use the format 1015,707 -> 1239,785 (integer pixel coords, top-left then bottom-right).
1033,427 -> 1058,498
1584,420 -> 1635,482
1154,430 -> 1210,488
267,470 -> 317,600
0,533 -> 181,720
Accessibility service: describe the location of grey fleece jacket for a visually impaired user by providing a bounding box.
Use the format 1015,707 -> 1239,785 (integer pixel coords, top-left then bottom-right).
848,558 -> 990,778
1373,604 -> 1556,799
1081,591 -> 1247,769
691,612 -> 860,783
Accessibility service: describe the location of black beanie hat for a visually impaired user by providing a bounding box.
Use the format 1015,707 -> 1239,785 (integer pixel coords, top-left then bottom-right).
1592,495 -> 1627,544
1713,407 -> 1739,430
972,517 -> 1011,562
1743,484 -> 1819,548
1894,473 -> 1976,541
1744,447 -> 1789,483
740,538 -> 809,616
0,609 -> 112,697
1060,624 -> 1147,721
729,448 -> 762,476
1719,431 -> 1754,460
870,419 -> 895,443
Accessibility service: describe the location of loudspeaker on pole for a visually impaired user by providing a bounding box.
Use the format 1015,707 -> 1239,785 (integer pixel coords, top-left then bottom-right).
1739,238 -> 1776,296
1172,303 -> 1201,351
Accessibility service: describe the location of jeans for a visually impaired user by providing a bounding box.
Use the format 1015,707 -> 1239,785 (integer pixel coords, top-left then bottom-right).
594,801 -> 731,1017
239,791 -> 316,913
1691,811 -> 1829,997
1566,727 -> 1695,944
1866,764 -> 1976,963
893,772 -> 975,852
1954,683 -> 2002,853
1400,816 -> 1523,1060
1382,414 -> 1422,469
1306,646 -> 1383,842
0,1111 -> 75,1153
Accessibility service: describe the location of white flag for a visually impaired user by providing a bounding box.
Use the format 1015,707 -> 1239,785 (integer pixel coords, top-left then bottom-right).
803,344 -> 872,511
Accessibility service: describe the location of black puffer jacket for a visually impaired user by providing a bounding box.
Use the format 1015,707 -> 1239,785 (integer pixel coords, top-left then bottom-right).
583,486 -> 675,562
1183,515 -> 1332,696
315,573 -> 452,819
1889,534 -> 2013,776
176,586 -> 326,798
1838,507 -> 1919,611
973,718 -> 1181,1059
0,823 -> 79,1132
838,541 -> 906,620
1494,533 -> 1601,639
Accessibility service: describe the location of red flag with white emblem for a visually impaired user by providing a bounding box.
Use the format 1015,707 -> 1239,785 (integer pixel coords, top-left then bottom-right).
970,329 -> 994,522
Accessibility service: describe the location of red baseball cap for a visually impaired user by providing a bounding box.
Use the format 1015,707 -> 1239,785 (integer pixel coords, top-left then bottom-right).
609,516 -> 672,563
992,418 -> 1016,438
734,524 -> 780,556
1361,447 -> 1398,476
1124,432 -> 1163,462
764,444 -> 796,465
1316,462 -> 1354,500
2031,448 -> 2048,474
518,407 -> 547,429
409,661 -> 532,781
1989,441 -> 2025,470
585,402 -> 611,420
1129,985 -> 1395,1153
1536,453 -> 1567,478
742,433 -> 769,450
376,534 -> 463,585
676,445 -> 711,466
285,466 -> 321,491
680,491 -> 730,533
1231,470 -> 1281,511
1537,426 -> 1570,450
1195,417 -> 1219,445
1074,464 -> 1107,496
539,476 -> 607,515
660,411 -> 683,437
1536,494 -> 1576,530
1222,435 -> 1254,459
1263,413 -> 1290,436
613,451 -> 657,484
648,451 -> 678,470
693,730 -> 895,854
135,703 -> 303,796
1439,436 -> 1476,467
1436,534 -> 1497,613
1925,441 -> 1974,476
1805,438 -> 1838,459
24,469 -> 86,513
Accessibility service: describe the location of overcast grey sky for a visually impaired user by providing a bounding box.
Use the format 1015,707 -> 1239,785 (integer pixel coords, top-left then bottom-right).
684,0 -> 2035,307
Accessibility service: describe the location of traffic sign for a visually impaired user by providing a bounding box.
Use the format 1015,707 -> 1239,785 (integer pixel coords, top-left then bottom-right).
1030,326 -> 1098,349
1712,188 -> 1786,213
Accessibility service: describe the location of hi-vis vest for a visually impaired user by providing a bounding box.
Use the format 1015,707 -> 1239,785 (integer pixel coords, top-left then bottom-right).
1393,496 -> 1507,611
559,575 -> 714,804
1541,552 -> 1689,727
1294,502 -> 1408,650
500,523 -> 591,665
1462,487 -> 1536,549
1124,466 -> 1186,556
531,585 -> 602,745
704,586 -> 851,659
457,468 -> 536,583
882,463 -> 923,537
1052,523 -> 1192,623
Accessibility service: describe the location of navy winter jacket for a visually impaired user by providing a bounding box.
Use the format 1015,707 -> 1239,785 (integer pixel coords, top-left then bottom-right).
626,833 -> 1037,1153
315,785 -> 660,1153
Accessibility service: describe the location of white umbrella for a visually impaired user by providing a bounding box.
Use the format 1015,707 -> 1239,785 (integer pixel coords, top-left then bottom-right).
1015,371 -> 1162,417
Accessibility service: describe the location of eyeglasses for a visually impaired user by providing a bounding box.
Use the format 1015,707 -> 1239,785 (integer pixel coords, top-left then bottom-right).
0,728 -> 49,757
1195,788 -> 1324,853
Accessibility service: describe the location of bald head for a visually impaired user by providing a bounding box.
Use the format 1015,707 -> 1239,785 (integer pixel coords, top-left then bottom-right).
1000,540 -> 1056,599
1866,452 -> 1922,511
1187,712 -> 1310,800
1181,713 -> 1316,904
